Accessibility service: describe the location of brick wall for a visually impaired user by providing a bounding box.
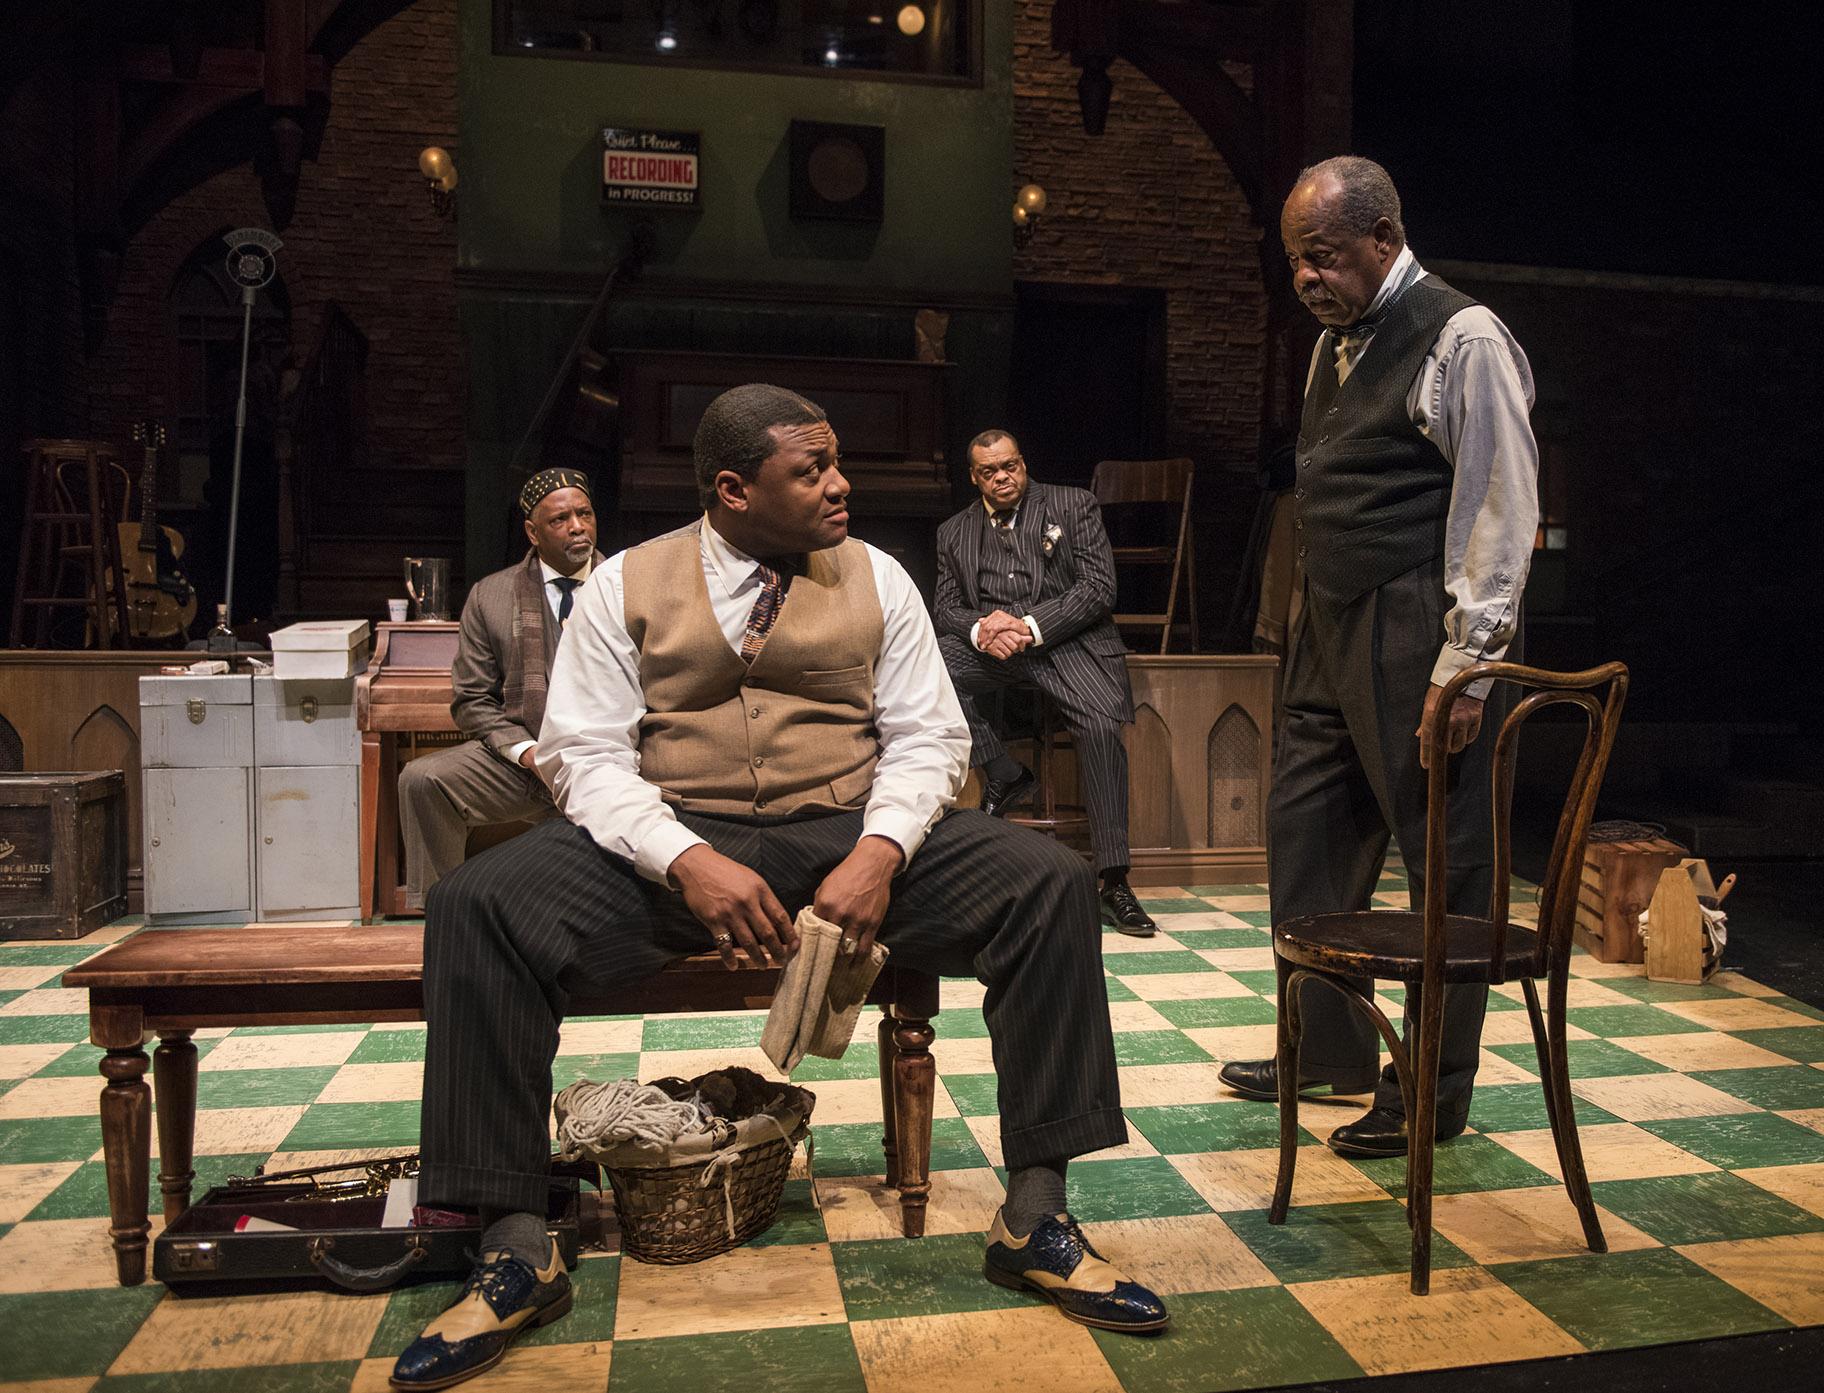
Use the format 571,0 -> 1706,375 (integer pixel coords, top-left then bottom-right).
89,0 -> 462,482
1011,0 -> 1266,467
0,62 -> 91,617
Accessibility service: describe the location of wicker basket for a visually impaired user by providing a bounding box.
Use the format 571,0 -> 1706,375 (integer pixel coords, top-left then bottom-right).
604,1111 -> 811,1264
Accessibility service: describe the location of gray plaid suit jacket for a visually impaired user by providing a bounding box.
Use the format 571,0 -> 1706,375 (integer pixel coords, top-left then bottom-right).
933,481 -> 1133,723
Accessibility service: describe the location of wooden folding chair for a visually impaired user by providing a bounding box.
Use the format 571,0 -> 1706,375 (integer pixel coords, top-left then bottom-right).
1090,457 -> 1196,653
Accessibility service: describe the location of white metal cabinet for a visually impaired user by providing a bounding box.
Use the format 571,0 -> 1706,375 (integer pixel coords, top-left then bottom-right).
251,676 -> 361,921
254,765 -> 359,917
140,673 -> 256,924
142,767 -> 252,917
253,678 -> 359,767
140,674 -> 253,769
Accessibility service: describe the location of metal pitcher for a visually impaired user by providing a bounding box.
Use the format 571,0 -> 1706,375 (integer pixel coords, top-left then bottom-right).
403,557 -> 451,621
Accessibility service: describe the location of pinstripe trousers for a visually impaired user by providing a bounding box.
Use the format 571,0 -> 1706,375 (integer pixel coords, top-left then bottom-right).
1268,558 -> 1510,1122
418,806 -> 1126,1213
937,634 -> 1132,876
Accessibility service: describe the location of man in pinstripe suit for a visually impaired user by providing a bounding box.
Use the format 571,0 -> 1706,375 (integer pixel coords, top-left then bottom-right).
934,431 -> 1157,937
390,387 -> 1168,1389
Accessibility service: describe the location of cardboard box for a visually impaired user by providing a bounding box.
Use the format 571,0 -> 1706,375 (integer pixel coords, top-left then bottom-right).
268,620 -> 372,680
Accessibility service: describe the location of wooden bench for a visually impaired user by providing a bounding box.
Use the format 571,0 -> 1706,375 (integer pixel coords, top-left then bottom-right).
64,922 -> 940,1286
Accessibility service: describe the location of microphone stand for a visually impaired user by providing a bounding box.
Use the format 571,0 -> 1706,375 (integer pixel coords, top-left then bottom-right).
222,283 -> 257,628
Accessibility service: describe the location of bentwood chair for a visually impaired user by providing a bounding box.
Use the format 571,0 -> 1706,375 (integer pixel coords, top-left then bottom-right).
1268,660 -> 1630,1295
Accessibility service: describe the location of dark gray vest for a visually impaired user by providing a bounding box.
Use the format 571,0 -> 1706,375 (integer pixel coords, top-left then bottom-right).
977,509 -> 1041,609
1294,274 -> 1478,604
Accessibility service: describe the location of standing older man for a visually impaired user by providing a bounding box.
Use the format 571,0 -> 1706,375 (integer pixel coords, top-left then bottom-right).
389,387 -> 1167,1390
933,431 -> 1156,936
396,469 -> 604,907
1218,157 -> 1540,1158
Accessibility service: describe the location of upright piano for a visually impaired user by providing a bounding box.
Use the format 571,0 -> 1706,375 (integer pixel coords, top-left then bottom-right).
355,620 -> 461,918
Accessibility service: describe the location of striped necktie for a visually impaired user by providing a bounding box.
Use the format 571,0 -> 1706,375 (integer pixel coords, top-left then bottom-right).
740,563 -> 787,664
1332,257 -> 1423,383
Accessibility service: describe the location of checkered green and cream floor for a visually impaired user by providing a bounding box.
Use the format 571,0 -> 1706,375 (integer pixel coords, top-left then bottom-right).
5,865 -> 1824,1391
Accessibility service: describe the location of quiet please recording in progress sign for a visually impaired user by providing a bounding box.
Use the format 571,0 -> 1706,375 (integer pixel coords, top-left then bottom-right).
601,128 -> 701,208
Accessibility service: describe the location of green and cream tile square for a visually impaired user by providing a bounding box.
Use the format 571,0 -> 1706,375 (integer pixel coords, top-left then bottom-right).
1637,1112 -> 1824,1170
1288,1267 -> 1584,1375
1092,1287 -> 1363,1392
852,1307 -> 1119,1393
612,1323 -> 862,1393
1225,1200 -> 1474,1284
961,1114 -> 1158,1169
1169,1147 -> 1389,1213
1590,1170 -> 1824,1247
1676,1231 -> 1824,1326
0,1285 -> 165,1381
1493,1247 -> 1786,1351
1119,970 -> 1256,1003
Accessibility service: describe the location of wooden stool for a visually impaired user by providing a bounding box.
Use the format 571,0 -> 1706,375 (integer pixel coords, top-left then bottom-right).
9,438 -> 131,648
1006,689 -> 1089,840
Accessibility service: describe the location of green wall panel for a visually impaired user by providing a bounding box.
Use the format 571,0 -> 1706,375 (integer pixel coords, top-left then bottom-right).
457,0 -> 1011,295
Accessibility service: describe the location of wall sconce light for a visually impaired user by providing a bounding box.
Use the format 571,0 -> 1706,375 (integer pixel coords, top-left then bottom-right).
418,146 -> 459,220
1013,181 -> 1047,248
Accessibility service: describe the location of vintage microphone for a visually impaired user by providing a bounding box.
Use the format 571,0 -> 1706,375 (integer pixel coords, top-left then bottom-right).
215,229 -> 283,642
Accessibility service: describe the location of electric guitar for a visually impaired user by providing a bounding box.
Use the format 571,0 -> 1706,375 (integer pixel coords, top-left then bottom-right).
116,422 -> 197,641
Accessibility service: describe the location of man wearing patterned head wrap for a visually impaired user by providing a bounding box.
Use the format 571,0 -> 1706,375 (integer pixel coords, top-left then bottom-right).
392,384 -> 1167,1390
395,469 -> 605,907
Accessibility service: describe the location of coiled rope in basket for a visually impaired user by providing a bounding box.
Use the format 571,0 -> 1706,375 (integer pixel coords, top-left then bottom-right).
554,1076 -> 816,1265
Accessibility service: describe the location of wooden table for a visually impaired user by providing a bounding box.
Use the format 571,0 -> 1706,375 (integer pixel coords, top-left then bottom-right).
65,922 -> 940,1285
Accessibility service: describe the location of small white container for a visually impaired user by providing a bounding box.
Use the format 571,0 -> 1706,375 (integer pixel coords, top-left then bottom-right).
268,620 -> 372,680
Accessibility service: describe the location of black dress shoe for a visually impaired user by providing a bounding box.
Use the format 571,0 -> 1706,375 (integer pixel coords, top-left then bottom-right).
1100,882 -> 1158,937
1326,1105 -> 1468,1158
1217,1057 -> 1373,1103
981,766 -> 1036,818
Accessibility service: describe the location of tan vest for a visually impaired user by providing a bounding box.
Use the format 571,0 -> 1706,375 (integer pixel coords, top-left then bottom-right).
621,524 -> 884,816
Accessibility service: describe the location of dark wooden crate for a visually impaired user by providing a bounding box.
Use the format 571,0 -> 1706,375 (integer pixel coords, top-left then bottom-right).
1573,836 -> 1686,964
0,771 -> 128,940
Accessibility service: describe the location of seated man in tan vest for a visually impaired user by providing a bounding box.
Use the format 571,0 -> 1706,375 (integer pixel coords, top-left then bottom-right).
396,469 -> 605,909
391,385 -> 1168,1390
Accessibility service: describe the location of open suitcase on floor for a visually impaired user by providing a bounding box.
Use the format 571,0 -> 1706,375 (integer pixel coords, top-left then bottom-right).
153,1153 -> 594,1292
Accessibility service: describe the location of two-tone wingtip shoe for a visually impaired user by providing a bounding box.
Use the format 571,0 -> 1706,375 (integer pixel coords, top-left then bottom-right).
390,1239 -> 572,1390
984,1211 -> 1170,1334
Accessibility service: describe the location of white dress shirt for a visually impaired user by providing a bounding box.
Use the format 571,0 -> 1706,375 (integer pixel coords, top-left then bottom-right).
1304,245 -> 1540,694
536,518 -> 971,885
504,556 -> 594,765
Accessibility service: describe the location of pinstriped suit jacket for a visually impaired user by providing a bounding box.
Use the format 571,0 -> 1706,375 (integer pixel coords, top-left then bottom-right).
933,481 -> 1134,722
